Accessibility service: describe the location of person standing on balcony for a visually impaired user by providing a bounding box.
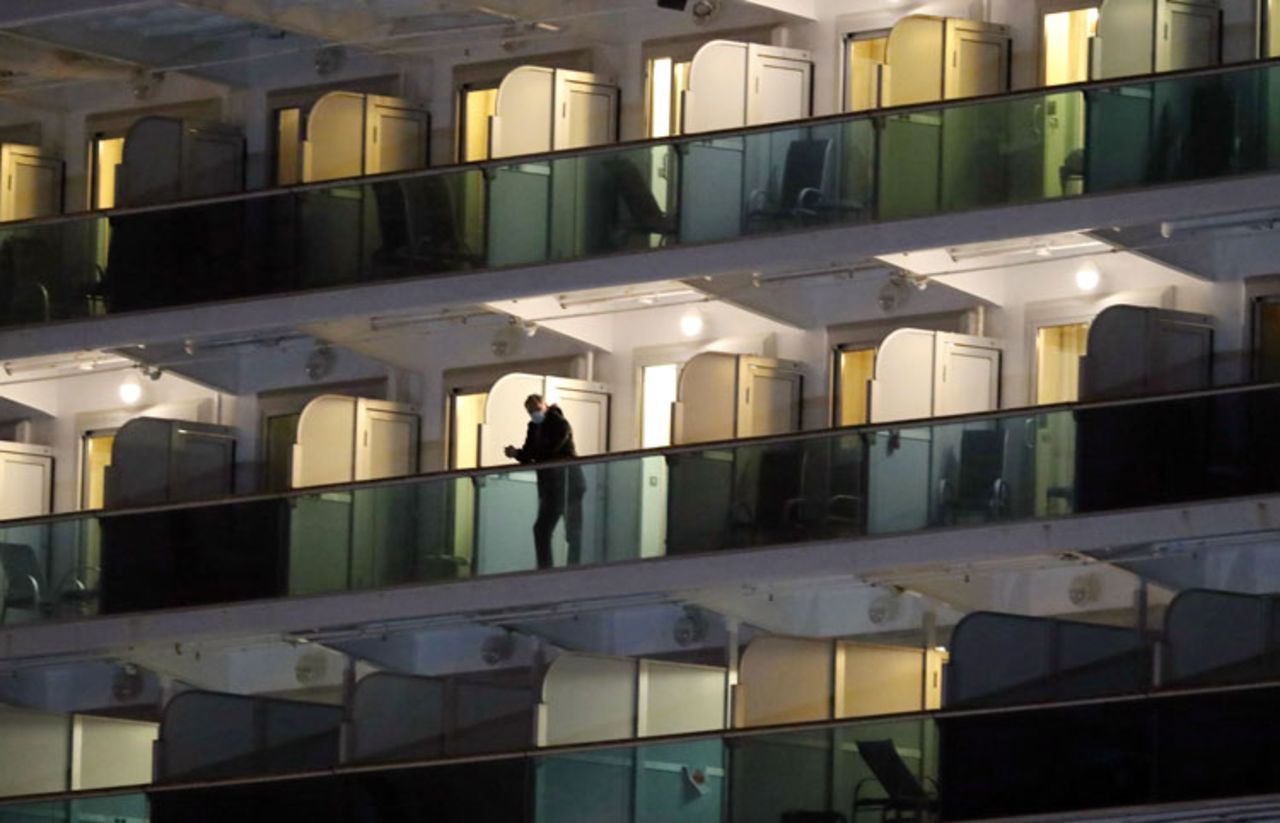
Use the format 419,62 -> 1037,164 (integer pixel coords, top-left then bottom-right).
504,394 -> 586,570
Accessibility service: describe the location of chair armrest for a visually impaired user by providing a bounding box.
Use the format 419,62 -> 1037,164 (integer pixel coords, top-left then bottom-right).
853,777 -> 887,810
989,477 -> 1009,516
780,497 -> 807,526
827,494 -> 861,517
796,186 -> 824,213
13,574 -> 41,606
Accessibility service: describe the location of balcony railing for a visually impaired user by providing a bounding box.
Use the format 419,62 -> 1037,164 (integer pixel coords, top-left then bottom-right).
2,59 -> 1280,330
1,382 -> 1278,628
6,681 -> 1280,821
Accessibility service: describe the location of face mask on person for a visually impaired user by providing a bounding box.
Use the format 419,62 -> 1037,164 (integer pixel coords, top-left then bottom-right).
529,410 -> 545,424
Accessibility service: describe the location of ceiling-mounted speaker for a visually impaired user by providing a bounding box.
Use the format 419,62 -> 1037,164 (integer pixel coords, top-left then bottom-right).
657,0 -> 689,9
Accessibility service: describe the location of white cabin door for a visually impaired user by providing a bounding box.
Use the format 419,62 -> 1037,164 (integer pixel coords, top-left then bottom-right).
478,373 -> 545,468
869,329 -> 937,424
674,353 -> 739,444
303,92 -> 365,182
365,96 -> 429,175
746,45 -> 812,126
169,428 -> 235,503
545,378 -> 610,456
490,66 -> 556,158
181,125 -> 243,198
1095,0 -> 1158,79
292,395 -> 357,488
118,118 -> 183,206
738,358 -> 802,437
944,20 -> 1009,100
933,334 -> 1002,417
1149,312 -> 1214,394
883,17 -> 946,106
0,449 -> 51,519
355,401 -> 419,481
554,71 -> 617,150
0,145 -> 60,221
684,40 -> 750,133
1158,0 -> 1220,71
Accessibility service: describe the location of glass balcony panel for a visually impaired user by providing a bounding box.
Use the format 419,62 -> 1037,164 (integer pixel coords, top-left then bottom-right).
1,385 -> 1279,627
6,64 -> 1280,331
12,684 -> 1280,819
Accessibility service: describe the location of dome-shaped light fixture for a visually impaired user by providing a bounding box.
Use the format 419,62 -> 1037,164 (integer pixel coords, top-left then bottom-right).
680,308 -> 704,338
118,375 -> 143,406
1075,260 -> 1101,292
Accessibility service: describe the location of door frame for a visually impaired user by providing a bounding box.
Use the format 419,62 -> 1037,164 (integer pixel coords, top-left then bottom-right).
257,378 -> 387,492
1036,0 -> 1104,85
841,28 -> 893,113
447,386 -> 491,471
78,427 -> 119,511
827,309 -> 978,426
1028,313 -> 1096,407
632,342 -> 703,449
456,81 -> 501,163
831,342 -> 878,428
1245,274 -> 1280,382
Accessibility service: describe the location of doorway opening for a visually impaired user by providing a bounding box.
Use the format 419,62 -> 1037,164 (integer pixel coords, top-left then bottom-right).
1041,7 -> 1097,197
1033,320 -> 1089,517
449,389 -> 488,566
1254,297 -> 1280,383
272,107 -> 303,186
640,363 -> 679,448
646,57 -> 691,138
844,31 -> 889,113
1035,321 -> 1090,405
458,84 -> 499,163
263,412 -> 301,493
639,363 -> 679,559
89,135 -> 125,211
1042,7 -> 1098,86
80,429 -> 117,510
834,345 -> 877,427
88,134 -> 126,271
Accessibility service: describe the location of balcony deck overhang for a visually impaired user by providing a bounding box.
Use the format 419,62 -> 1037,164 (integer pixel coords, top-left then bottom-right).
3,170 -> 1279,360
4,490 -> 1278,665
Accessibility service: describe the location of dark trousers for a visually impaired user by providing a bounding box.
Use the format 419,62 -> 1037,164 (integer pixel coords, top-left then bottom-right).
534,468 -> 585,570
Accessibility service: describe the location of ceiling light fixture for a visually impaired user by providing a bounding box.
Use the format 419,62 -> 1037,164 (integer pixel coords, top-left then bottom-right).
2,352 -> 131,377
557,286 -> 697,309
680,308 -> 705,338
1074,260 -> 1101,292
118,375 -> 143,406
946,234 -> 1108,263
1159,209 -> 1280,239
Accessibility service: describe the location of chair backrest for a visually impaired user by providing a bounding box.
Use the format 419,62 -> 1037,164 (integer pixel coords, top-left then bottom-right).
402,176 -> 467,256
780,139 -> 831,208
0,543 -> 41,597
605,155 -> 667,231
754,446 -> 806,527
956,429 -> 1004,505
856,739 -> 929,801
0,237 -> 53,322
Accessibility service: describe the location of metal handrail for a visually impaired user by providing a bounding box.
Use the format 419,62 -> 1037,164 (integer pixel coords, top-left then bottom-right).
0,379 -> 1276,529
4,56 -> 1280,231
5,673 -> 1280,806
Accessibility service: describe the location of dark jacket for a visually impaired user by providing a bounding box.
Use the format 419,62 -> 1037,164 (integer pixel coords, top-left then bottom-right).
514,406 -> 586,495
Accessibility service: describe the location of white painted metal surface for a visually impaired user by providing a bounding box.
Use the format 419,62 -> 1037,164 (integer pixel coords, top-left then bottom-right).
0,442 -> 52,520
0,144 -> 61,222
